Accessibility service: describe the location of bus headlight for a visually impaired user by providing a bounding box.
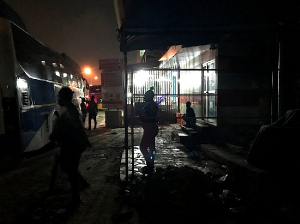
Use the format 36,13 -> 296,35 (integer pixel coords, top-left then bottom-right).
17,79 -> 28,89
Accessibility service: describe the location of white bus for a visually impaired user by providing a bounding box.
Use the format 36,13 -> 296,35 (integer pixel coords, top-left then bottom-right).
0,16 -> 88,155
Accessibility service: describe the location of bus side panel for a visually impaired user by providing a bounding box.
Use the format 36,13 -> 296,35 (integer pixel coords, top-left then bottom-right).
20,78 -> 56,152
20,81 -> 84,152
21,105 -> 54,152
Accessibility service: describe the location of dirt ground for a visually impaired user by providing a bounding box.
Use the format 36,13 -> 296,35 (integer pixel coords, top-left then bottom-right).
0,123 -> 299,224
0,127 -> 123,224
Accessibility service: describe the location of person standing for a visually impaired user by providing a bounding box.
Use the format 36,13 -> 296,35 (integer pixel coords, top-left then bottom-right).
80,98 -> 87,127
49,87 -> 90,210
182,101 -> 196,128
88,95 -> 98,130
139,89 -> 158,174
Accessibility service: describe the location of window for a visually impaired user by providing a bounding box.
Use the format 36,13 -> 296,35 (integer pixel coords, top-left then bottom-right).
140,50 -> 145,57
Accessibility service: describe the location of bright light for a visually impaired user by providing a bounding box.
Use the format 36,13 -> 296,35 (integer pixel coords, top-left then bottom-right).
95,76 -> 98,79
157,77 -> 172,82
134,70 -> 149,87
84,67 -> 91,74
17,79 -> 28,89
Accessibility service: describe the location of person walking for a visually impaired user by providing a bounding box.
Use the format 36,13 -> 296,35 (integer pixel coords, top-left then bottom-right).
80,97 -> 87,127
49,87 -> 90,210
139,89 -> 158,174
88,95 -> 98,130
182,101 -> 196,128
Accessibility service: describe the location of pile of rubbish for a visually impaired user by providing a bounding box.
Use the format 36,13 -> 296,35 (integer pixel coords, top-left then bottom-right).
121,165 -> 253,224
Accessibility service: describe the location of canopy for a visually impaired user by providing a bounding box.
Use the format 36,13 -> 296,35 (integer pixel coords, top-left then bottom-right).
115,0 -> 300,52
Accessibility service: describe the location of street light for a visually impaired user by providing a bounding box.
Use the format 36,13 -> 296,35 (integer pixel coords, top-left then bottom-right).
82,66 -> 99,86
84,67 -> 92,74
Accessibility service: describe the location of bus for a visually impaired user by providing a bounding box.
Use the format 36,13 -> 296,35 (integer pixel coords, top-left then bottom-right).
88,85 -> 107,110
0,15 -> 88,155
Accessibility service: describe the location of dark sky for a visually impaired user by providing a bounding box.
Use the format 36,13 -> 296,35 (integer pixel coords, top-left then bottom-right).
3,0 -> 123,85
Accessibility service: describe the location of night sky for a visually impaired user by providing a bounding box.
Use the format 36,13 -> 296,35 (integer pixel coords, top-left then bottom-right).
3,0 -> 123,85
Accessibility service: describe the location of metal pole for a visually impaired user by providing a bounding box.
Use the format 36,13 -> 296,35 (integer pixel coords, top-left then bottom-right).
130,69 -> 134,178
123,39 -> 129,182
177,67 -> 180,113
201,64 -> 205,119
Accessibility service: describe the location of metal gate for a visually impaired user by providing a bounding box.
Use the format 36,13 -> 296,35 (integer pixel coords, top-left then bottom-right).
126,67 -> 216,125
127,68 -> 178,125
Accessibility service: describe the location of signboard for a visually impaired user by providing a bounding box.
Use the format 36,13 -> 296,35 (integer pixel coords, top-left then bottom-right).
101,71 -> 124,109
99,58 -> 121,71
101,71 -> 122,87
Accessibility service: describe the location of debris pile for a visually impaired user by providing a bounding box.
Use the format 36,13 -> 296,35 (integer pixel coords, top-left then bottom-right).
122,165 -> 253,224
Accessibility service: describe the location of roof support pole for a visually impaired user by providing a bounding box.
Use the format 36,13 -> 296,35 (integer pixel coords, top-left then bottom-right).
119,30 -> 129,182
124,49 -> 128,182
271,34 -> 279,123
177,66 -> 180,113
130,69 -> 134,179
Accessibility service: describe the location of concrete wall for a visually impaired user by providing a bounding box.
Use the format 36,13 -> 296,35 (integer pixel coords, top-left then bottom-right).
215,40 -> 273,146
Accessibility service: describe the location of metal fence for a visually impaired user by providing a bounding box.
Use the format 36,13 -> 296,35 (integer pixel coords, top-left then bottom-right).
126,68 -> 215,125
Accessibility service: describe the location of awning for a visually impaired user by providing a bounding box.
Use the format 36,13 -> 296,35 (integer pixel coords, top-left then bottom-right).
115,0 -> 300,52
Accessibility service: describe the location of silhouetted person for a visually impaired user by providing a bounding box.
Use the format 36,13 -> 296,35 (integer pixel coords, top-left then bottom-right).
182,101 -> 196,128
80,98 -> 87,127
49,87 -> 90,210
139,89 -> 158,174
88,95 -> 98,130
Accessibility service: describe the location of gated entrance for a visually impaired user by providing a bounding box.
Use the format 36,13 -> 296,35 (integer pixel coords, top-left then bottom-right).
126,67 -> 217,126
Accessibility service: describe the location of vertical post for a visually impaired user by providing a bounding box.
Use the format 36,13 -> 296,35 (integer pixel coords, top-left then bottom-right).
269,33 -> 279,123
177,67 -> 180,113
201,64 -> 205,119
278,35 -> 294,118
130,69 -> 134,178
272,41 -> 284,122
123,40 -> 129,182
